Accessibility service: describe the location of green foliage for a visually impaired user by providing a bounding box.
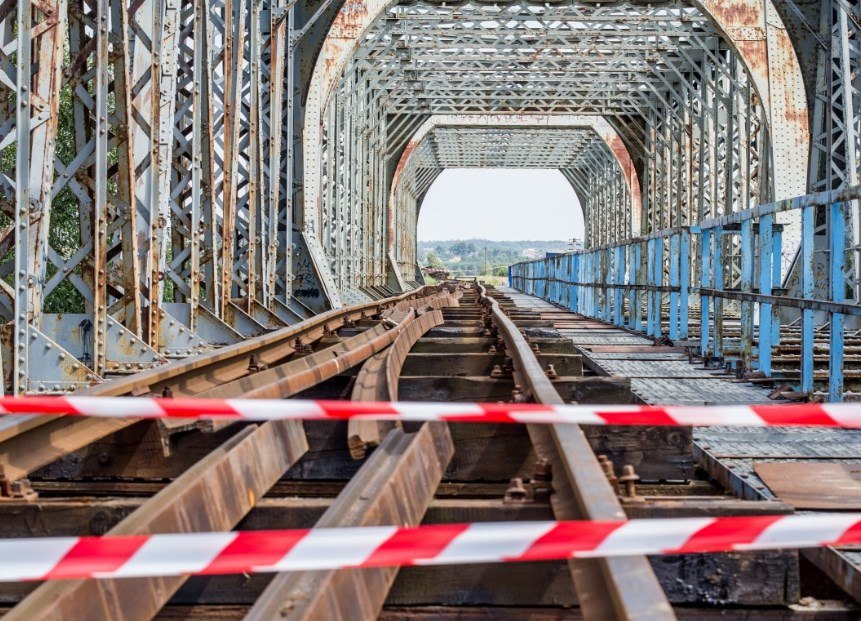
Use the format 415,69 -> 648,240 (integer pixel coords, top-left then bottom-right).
418,239 -> 569,277
43,83 -> 85,313
425,251 -> 443,268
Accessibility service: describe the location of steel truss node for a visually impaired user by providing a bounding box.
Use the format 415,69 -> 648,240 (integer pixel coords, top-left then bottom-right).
4,0 -> 861,397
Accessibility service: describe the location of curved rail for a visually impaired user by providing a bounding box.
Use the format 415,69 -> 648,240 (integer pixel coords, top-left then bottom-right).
0,286 -> 443,493
476,281 -> 675,621
3,287 -> 457,619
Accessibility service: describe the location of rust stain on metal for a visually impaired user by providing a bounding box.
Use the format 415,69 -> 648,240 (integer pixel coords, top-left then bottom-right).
755,462 -> 861,510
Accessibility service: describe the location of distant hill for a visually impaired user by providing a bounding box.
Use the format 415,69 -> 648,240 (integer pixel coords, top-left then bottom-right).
418,239 -> 576,277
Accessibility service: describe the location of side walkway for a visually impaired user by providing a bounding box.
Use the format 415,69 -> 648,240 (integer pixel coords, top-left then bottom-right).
498,286 -> 772,405
499,285 -> 861,603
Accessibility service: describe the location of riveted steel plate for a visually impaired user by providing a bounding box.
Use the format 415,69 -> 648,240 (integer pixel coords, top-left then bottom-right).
563,333 -> 654,346
597,360 -> 722,379
754,462 -> 861,510
589,353 -> 689,361
694,427 -> 861,459
630,378 -> 774,405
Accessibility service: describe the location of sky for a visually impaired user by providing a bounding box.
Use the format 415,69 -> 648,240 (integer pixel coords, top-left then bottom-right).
417,169 -> 585,241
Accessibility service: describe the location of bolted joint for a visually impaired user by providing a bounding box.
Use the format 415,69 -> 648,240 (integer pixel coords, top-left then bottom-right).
598,455 -> 620,495
0,475 -> 38,501
619,464 -> 643,502
503,478 -> 529,503
248,353 -> 268,373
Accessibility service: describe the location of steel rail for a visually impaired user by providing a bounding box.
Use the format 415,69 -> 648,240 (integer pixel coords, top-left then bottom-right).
244,422 -> 453,621
347,285 -> 460,454
4,421 -> 308,621
2,291 -> 454,618
163,308 -> 420,431
349,306 -> 449,458
476,282 -> 675,621
0,287 -> 441,495
245,298 -> 457,621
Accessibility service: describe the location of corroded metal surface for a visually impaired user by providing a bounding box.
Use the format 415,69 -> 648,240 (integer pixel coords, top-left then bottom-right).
478,283 -> 675,621
4,420 -> 308,621
245,424 -> 454,621
0,287 -> 439,494
755,462 -> 861,510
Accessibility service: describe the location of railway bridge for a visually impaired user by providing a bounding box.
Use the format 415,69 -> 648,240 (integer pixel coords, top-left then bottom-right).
2,0 -> 861,619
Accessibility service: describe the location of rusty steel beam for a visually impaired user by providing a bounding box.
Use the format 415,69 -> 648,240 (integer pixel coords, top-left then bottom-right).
3,420 -> 308,621
349,304 -> 451,458
0,287 -> 440,496
476,283 -> 675,621
195,290 -> 455,403
199,310 -> 416,400
244,424 -> 454,621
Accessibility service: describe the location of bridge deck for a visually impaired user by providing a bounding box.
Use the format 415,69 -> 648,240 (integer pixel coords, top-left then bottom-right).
498,287 -> 772,405
500,286 -> 861,603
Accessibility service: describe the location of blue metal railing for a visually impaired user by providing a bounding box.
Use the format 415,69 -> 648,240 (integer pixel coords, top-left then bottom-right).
510,186 -> 861,401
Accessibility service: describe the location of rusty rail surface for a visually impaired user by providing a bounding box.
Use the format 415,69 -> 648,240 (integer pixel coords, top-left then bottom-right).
1,285 -> 462,620
245,423 -> 453,621
247,293 -> 458,620
0,286 -> 442,495
3,282 -> 677,621
349,306 -> 450,458
476,282 -> 675,621
5,422 -> 308,621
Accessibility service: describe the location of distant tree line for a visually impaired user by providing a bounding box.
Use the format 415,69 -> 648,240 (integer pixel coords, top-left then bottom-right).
418,239 -> 569,276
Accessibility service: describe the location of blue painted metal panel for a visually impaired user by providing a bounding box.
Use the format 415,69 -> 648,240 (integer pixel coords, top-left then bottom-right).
506,186 -> 860,401
758,214 -> 773,375
829,201 -> 846,401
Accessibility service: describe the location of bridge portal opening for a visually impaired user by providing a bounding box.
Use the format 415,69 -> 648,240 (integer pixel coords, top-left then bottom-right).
416,169 -> 585,281
418,169 -> 585,243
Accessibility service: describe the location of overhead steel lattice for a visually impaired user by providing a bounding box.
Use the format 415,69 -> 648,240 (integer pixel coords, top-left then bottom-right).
304,0 -> 809,305
8,0 -> 861,396
389,125 -> 633,277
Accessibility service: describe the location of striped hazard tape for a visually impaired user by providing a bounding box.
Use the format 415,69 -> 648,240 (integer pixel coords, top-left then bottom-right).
3,514 -> 861,582
0,396 -> 859,428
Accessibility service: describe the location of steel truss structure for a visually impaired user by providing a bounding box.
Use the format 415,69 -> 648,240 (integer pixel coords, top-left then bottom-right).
1,0 -> 860,397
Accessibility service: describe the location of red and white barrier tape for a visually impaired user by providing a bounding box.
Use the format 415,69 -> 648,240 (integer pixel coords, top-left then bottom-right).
4,514 -> 861,582
0,396 -> 860,428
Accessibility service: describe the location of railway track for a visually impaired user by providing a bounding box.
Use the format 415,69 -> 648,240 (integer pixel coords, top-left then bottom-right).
0,282 -> 837,619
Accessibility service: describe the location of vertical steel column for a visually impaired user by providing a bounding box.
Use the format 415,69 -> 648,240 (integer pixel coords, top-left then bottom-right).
613,245 -> 624,326
92,0 -> 109,377
680,229 -> 690,339
669,233 -> 680,340
646,240 -> 655,336
829,201 -> 846,401
648,238 -> 662,337
772,228 -> 783,347
602,248 -> 611,322
193,0 -> 218,319
14,0 -> 34,395
740,220 -> 754,370
627,244 -> 637,330
758,214 -> 774,375
219,0 -> 245,317
634,242 -> 646,332
700,229 -> 712,356
712,227 -> 724,358
801,203 -> 815,393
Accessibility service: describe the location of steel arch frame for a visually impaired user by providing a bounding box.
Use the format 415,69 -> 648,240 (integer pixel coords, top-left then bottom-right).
302,0 -> 810,309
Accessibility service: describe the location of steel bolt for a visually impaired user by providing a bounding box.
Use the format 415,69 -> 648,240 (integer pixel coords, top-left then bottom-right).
504,478 -> 529,503
619,464 -> 642,500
